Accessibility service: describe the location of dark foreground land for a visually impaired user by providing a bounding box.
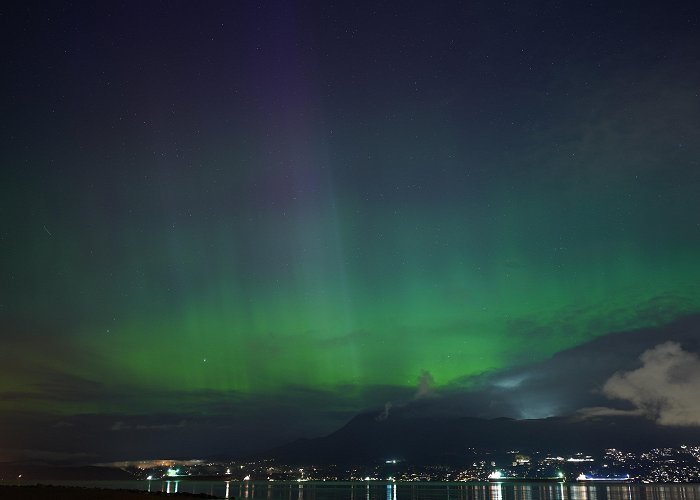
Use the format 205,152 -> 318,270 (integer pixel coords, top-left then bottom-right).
0,484 -> 221,499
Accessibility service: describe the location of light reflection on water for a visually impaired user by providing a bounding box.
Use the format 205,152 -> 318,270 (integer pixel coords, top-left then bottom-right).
17,481 -> 700,500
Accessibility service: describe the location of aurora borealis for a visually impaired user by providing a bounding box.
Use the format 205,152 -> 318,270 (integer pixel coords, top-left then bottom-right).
2,1 -> 700,460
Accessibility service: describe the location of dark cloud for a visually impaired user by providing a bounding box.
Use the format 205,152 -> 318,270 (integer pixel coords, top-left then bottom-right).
110,419 -> 187,432
0,317 -> 111,409
574,407 -> 644,420
402,313 -> 700,420
317,330 -> 372,348
502,294 -> 696,365
0,382 -> 415,463
0,448 -> 96,463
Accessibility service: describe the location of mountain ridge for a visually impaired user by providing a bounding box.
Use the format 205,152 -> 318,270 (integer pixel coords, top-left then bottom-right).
262,409 -> 700,465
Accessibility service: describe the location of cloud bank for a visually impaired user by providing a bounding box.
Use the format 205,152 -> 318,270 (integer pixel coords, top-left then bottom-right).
600,341 -> 700,426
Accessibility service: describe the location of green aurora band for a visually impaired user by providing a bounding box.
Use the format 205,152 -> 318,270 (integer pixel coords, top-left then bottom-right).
4,128 -> 700,407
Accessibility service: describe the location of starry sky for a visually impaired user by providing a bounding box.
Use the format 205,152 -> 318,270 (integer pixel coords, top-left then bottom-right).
2,1 -> 700,461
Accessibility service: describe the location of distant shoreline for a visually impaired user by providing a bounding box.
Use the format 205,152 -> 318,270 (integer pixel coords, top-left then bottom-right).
0,484 -> 221,499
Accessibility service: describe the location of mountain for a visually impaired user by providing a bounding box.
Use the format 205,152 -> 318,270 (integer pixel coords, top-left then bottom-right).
264,408 -> 700,465
0,463 -> 134,481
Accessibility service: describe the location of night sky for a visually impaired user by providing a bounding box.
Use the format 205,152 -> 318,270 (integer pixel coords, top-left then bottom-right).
2,1 -> 700,461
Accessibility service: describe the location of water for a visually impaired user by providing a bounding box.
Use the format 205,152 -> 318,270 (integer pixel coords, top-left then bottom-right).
13,481 -> 700,500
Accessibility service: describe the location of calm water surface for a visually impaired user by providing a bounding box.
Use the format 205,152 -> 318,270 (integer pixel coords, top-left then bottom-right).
21,481 -> 700,500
